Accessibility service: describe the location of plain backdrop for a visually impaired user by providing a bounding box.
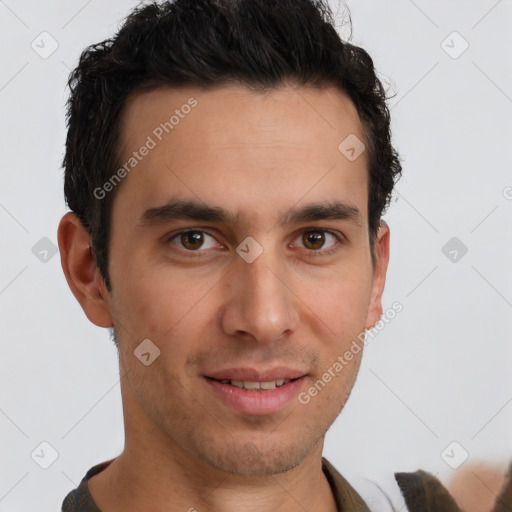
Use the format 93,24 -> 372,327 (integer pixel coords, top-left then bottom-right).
0,1 -> 511,510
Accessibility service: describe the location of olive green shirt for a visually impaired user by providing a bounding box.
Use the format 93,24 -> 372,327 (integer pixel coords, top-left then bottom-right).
62,457 -> 512,511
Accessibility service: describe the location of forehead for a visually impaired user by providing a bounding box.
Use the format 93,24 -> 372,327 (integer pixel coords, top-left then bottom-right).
114,83 -> 369,226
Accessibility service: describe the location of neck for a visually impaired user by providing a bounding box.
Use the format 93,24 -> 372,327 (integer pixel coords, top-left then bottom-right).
88,370 -> 338,512
88,420 -> 337,512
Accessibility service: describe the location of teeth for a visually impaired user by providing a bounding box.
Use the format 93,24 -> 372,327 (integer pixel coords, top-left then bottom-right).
218,379 -> 290,390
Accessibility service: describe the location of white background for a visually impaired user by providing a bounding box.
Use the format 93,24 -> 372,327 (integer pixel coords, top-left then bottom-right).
0,1 -> 511,510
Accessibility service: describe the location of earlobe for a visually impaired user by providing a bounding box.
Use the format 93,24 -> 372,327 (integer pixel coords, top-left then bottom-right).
365,221 -> 390,331
57,212 -> 113,328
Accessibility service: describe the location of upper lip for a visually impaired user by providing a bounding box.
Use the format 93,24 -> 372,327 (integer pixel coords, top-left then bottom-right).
205,367 -> 308,382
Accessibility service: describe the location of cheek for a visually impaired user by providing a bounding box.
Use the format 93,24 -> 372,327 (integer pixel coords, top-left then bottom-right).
112,266 -> 217,352
304,265 -> 373,334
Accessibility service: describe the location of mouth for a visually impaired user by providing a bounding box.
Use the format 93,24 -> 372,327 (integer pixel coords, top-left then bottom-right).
205,366 -> 307,383
203,370 -> 308,416
205,376 -> 300,391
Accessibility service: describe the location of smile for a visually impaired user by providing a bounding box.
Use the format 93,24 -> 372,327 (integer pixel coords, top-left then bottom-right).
204,375 -> 307,415
215,378 -> 292,390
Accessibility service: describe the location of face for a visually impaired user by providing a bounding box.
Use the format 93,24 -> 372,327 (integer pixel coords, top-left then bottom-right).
65,84 -> 389,477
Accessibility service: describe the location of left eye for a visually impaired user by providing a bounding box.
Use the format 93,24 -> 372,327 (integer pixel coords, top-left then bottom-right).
293,230 -> 338,251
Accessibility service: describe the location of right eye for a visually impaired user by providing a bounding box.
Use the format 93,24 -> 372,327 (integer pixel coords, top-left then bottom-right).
165,229 -> 221,253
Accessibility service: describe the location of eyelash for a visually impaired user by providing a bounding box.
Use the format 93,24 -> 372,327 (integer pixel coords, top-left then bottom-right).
163,228 -> 345,258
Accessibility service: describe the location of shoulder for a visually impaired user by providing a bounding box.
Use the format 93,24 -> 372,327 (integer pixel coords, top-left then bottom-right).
61,459 -> 114,512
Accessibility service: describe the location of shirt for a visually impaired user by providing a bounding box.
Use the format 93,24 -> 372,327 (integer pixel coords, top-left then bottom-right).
62,457 -> 512,511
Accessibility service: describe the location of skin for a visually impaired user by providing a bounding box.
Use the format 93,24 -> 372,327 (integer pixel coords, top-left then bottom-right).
447,462 -> 508,512
57,83 -> 390,512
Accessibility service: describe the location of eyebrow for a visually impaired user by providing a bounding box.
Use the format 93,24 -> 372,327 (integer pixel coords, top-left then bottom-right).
137,199 -> 363,227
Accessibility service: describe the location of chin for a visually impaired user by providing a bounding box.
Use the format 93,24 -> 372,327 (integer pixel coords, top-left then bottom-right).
191,431 -> 318,477
207,446 -> 303,476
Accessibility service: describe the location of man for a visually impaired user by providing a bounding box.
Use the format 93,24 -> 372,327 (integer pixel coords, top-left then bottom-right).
57,0 -> 511,510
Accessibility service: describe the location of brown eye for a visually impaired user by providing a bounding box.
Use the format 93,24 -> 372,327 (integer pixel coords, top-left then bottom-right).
293,229 -> 340,255
166,229 -> 220,254
302,231 -> 325,250
180,231 -> 205,250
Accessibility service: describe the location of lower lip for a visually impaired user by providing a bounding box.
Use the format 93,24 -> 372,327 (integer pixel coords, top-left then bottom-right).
204,376 -> 307,416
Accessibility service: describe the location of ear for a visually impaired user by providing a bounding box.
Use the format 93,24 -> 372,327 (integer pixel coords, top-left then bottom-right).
365,221 -> 390,330
57,212 -> 113,328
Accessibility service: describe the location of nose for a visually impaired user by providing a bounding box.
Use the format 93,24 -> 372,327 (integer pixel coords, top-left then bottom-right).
219,246 -> 300,345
